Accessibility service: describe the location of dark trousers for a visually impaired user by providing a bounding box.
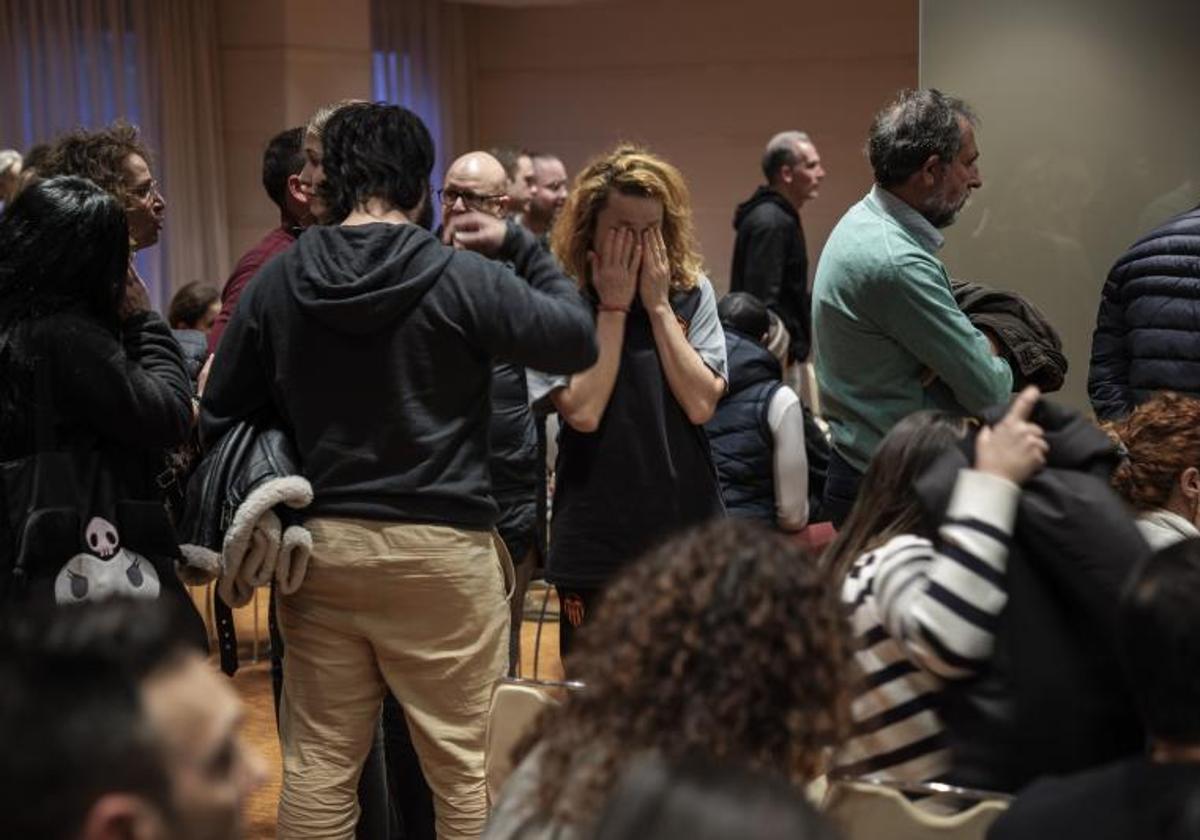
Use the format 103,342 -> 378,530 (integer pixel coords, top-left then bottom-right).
508,547 -> 536,676
822,448 -> 865,529
555,585 -> 603,663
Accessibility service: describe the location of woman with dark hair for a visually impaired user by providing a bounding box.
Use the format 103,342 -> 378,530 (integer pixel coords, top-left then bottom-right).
1103,392 -> 1200,550
484,518 -> 851,840
0,177 -> 195,617
168,281 -> 220,332
824,388 -> 1045,788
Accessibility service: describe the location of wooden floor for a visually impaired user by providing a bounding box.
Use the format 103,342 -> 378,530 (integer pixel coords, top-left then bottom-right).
199,583 -> 565,840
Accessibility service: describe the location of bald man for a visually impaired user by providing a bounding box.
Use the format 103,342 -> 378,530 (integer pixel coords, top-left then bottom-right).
440,151 -> 510,231
441,150 -> 541,675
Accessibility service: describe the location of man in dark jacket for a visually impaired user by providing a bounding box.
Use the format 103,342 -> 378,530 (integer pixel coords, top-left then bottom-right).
200,103 -> 597,839
989,538 -> 1200,840
438,148 -> 541,675
730,131 -> 825,362
1089,203 -> 1200,420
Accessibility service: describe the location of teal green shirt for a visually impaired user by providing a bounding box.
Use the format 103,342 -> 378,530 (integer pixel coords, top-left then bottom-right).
812,186 -> 1012,471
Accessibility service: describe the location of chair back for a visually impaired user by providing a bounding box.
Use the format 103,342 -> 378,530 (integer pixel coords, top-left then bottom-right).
485,677 -> 582,801
822,779 -> 1009,840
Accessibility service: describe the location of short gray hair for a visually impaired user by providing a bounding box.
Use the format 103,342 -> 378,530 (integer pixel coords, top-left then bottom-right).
761,131 -> 811,182
867,89 -> 977,188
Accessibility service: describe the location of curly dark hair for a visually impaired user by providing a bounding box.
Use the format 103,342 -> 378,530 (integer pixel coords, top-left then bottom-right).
317,101 -> 434,223
513,518 -> 851,828
38,120 -> 152,207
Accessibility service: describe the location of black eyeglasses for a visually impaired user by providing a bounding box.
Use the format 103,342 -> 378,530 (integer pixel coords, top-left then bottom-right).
438,187 -> 506,211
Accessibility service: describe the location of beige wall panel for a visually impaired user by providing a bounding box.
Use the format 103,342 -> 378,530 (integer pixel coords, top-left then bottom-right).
217,0 -> 371,276
466,0 -> 918,291
922,0 -> 1200,411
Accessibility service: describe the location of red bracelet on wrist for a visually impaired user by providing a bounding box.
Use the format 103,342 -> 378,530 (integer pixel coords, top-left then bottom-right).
597,303 -> 629,314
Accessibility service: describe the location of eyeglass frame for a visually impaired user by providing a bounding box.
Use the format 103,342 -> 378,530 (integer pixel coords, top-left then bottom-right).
437,187 -> 507,212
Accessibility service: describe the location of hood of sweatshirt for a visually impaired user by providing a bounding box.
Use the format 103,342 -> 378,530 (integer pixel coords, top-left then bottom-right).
732,185 -> 798,229
286,222 -> 453,335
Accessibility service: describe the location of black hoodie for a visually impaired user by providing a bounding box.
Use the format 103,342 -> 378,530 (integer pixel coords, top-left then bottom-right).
730,186 -> 810,360
200,221 -> 596,529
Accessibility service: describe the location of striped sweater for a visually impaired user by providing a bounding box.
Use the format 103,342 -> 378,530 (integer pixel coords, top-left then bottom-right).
833,468 -> 1020,783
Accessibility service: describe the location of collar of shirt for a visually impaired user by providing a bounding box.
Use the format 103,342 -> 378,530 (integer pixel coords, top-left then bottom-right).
868,183 -> 945,254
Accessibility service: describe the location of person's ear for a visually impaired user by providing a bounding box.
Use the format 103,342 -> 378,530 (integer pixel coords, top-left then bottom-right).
919,154 -> 943,186
78,793 -> 166,840
497,195 -> 510,216
1180,467 -> 1200,503
286,173 -> 306,205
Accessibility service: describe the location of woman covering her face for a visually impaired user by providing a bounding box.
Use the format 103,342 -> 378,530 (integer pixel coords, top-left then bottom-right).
527,145 -> 729,657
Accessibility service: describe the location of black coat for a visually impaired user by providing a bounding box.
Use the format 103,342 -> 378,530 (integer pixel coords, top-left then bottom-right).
914,399 -> 1147,793
489,360 -> 538,561
730,187 -> 810,360
1088,203 -> 1200,420
988,758 -> 1200,840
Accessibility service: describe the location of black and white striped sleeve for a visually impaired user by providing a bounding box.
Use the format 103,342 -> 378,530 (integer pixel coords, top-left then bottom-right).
874,469 -> 1020,681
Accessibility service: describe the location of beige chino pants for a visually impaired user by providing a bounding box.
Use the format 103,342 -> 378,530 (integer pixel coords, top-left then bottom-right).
275,517 -> 511,840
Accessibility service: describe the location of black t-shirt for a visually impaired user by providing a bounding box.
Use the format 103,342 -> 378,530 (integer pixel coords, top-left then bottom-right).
529,282 -> 727,589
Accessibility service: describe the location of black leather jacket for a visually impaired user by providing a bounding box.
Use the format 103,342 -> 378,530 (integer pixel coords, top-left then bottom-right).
179,416 -> 307,674
180,417 -> 304,555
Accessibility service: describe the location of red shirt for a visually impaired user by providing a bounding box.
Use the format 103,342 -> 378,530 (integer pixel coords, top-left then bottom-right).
207,225 -> 298,354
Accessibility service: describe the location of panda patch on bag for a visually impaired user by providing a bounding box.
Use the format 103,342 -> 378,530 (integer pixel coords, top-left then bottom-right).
53,515 -> 162,604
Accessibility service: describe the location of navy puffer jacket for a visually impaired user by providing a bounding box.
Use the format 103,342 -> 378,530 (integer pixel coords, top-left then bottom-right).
1088,204 -> 1200,420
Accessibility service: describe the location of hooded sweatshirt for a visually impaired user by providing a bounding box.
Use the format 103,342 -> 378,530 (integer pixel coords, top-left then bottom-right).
730,186 -> 810,359
200,221 -> 597,530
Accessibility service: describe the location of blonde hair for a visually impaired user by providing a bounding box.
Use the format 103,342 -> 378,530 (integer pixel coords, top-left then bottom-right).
551,145 -> 704,293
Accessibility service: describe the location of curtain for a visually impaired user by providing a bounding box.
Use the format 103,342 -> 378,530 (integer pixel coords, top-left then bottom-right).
0,0 -> 229,310
371,0 -> 472,226
153,0 -> 229,296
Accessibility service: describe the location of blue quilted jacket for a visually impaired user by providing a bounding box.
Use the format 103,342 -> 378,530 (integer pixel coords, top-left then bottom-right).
1088,204 -> 1200,420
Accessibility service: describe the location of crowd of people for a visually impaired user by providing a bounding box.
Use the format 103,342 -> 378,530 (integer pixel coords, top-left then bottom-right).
1,83 -> 1200,840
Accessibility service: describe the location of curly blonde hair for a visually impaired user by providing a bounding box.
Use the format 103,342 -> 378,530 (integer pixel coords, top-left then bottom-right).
550,145 -> 704,293
513,518 -> 851,828
1103,392 -> 1200,512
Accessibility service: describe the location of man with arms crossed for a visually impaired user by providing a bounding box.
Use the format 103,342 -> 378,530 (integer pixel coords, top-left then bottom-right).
811,88 -> 1011,525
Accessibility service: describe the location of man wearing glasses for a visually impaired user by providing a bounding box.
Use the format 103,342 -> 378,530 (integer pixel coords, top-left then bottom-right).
440,150 -> 542,676
439,152 -> 511,223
